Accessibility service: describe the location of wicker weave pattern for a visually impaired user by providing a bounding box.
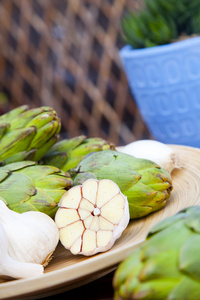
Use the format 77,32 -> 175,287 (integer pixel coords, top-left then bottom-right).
0,0 -> 150,146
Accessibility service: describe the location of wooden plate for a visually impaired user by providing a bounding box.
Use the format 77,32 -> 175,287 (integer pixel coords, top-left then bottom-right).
1,145 -> 200,299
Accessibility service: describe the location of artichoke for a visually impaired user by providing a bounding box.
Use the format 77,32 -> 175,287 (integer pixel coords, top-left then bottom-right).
42,135 -> 115,172
113,206 -> 200,300
0,161 -> 72,217
0,105 -> 61,165
72,150 -> 173,219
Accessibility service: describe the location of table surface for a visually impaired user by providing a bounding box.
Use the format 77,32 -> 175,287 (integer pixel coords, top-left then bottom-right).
48,270 -> 115,299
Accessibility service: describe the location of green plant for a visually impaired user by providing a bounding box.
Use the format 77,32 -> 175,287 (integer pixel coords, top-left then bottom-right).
121,0 -> 200,49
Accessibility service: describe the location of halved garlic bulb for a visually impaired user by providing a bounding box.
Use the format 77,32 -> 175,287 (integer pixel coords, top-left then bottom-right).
55,179 -> 130,256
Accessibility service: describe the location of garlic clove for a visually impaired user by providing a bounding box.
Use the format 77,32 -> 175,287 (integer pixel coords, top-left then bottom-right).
55,208 -> 80,227
0,200 -> 59,267
55,179 -> 130,256
96,179 -> 120,207
59,220 -> 84,249
82,229 -> 96,254
82,179 -> 98,205
97,230 -> 113,248
0,222 -> 43,279
99,216 -> 114,230
84,215 -> 93,228
101,194 -> 125,224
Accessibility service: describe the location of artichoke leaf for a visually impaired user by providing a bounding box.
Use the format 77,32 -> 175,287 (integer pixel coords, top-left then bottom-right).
139,168 -> 171,185
115,152 -> 160,171
124,182 -> 157,206
31,134 -> 60,162
131,279 -> 179,300
0,105 -> 28,125
184,210 -> 200,233
0,123 -> 9,139
25,111 -> 56,129
2,149 -> 36,165
113,248 -> 141,289
26,189 -> 58,216
168,277 -> 200,300
0,167 -> 10,182
147,213 -> 186,237
8,106 -> 49,130
0,172 -> 35,207
179,234 -> 200,280
43,189 -> 66,204
64,156 -> 85,171
16,164 -> 62,181
35,174 -> 72,189
13,188 -> 58,217
128,202 -> 153,219
139,250 -> 180,281
141,222 -> 191,260
73,172 -> 97,185
76,150 -> 116,172
9,106 -> 56,130
95,161 -> 141,192
28,121 -> 60,149
41,151 -> 67,170
5,161 -> 36,171
0,128 -> 36,159
48,136 -> 86,154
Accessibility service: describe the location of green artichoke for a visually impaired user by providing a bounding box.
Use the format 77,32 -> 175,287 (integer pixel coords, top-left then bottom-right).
0,161 -> 72,217
113,206 -> 200,300
42,135 -> 115,172
72,150 -> 173,219
0,105 -> 61,165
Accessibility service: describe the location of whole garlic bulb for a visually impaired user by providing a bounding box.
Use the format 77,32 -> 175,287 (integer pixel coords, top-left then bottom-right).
0,222 -> 43,279
0,200 -> 59,266
119,140 -> 181,174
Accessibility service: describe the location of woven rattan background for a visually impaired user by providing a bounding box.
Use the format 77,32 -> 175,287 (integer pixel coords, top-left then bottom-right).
0,0 -> 151,146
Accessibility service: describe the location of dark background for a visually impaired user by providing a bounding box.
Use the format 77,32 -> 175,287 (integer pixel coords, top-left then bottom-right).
0,0 -> 151,147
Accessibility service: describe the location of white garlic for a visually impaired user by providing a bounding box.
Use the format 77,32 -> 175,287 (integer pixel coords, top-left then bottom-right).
0,222 -> 43,279
0,200 -> 59,266
119,140 -> 181,173
55,179 -> 130,256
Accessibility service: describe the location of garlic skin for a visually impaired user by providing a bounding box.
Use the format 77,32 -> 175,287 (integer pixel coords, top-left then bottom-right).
119,140 -> 181,173
0,200 -> 59,266
0,222 -> 43,279
55,179 -> 130,256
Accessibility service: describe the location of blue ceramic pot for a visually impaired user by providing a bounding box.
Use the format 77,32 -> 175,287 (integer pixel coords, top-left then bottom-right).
120,36 -> 200,147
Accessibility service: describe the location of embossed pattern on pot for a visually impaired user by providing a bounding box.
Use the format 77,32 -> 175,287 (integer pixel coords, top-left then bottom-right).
120,37 -> 200,146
